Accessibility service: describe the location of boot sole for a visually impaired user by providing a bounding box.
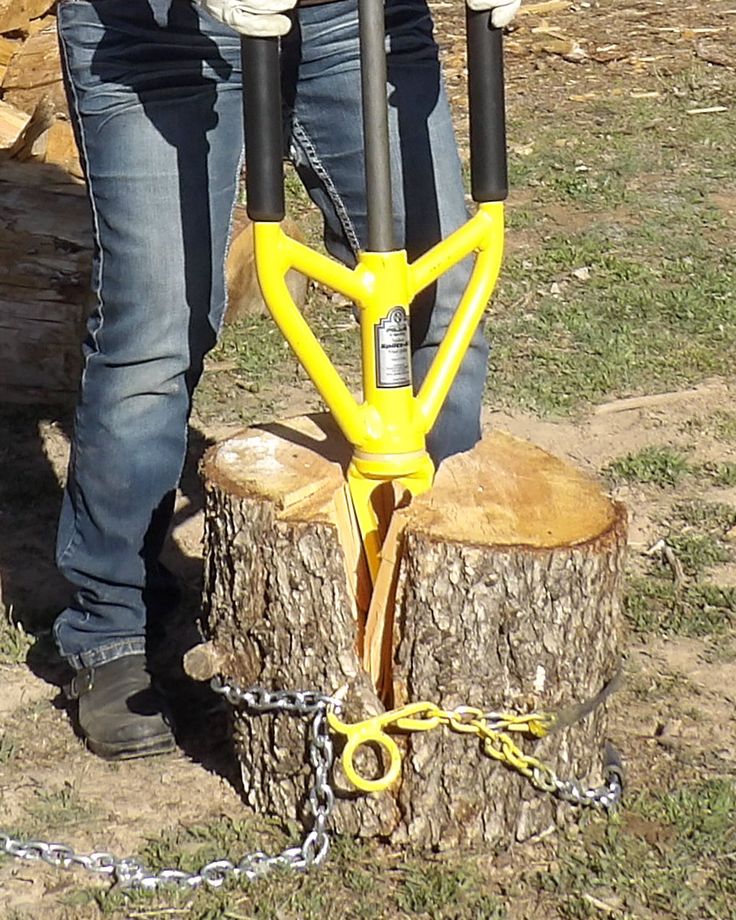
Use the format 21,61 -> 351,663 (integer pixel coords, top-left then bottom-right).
86,731 -> 177,761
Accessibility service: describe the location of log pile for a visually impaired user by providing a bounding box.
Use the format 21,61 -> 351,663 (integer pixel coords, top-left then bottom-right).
0,2 -> 80,174
0,4 -> 89,402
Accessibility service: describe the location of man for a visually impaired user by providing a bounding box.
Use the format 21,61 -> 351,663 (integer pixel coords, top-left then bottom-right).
55,0 -> 520,760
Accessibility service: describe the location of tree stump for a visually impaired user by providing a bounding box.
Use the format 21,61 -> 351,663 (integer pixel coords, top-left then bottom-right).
199,413 -> 627,849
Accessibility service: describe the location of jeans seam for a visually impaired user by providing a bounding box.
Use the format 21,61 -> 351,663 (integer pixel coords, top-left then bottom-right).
289,115 -> 361,257
56,12 -> 106,568
220,146 -> 245,338
64,638 -> 147,671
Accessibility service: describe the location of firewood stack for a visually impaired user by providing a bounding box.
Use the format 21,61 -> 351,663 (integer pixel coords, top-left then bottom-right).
0,1 -> 80,173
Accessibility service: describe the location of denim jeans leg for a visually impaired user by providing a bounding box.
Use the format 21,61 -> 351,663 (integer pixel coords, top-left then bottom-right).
285,0 -> 489,465
54,0 -> 243,668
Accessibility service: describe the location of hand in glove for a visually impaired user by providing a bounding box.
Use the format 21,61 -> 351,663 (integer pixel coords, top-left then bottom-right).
466,0 -> 521,29
197,0 -> 296,38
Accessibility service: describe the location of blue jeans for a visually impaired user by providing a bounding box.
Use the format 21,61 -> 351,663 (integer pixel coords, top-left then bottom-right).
54,0 -> 489,668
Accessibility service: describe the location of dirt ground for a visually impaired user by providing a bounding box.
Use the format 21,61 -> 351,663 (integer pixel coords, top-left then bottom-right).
1,0 -> 735,917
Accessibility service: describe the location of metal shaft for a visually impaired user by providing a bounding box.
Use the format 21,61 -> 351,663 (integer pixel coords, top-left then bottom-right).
358,0 -> 394,251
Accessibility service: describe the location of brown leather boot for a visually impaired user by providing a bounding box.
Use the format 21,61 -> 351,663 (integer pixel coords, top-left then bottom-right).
66,654 -> 176,760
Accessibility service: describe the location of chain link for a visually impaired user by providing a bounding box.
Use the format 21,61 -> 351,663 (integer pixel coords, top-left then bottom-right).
1,679 -> 340,891
438,704 -> 624,809
0,678 -> 623,891
328,700 -> 623,807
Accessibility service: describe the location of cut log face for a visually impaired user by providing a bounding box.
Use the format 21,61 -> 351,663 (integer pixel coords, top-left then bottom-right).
224,207 -> 309,323
201,414 -> 627,848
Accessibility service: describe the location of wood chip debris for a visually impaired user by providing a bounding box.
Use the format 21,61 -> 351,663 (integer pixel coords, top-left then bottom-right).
686,106 -> 729,115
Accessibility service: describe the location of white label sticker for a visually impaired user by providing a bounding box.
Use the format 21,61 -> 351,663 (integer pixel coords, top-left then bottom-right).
374,307 -> 411,389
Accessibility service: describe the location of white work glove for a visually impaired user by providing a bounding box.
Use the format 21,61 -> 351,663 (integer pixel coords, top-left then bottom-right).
197,0 -> 296,38
466,0 -> 521,29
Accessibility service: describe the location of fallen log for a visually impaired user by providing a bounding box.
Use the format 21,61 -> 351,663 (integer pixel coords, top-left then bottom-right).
0,160 -> 91,403
198,414 -> 626,849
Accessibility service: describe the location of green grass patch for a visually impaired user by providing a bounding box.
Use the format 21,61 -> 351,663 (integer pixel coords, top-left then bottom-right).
97,824 -> 507,920
671,499 -> 736,533
488,70 -> 736,415
702,461 -> 736,487
0,616 -> 34,665
137,814 -> 285,876
625,576 -> 736,636
24,782 -> 97,835
209,314 -> 300,385
604,446 -> 692,488
664,532 -> 730,577
195,288 -> 361,425
488,218 -> 736,413
542,778 -> 736,919
395,859 -> 504,918
657,500 -> 735,579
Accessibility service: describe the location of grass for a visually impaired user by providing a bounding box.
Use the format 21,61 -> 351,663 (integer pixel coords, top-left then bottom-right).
622,492 -> 735,637
95,829 -> 508,920
664,532 -> 730,577
605,446 -> 692,488
671,500 -> 736,533
194,285 -> 360,427
0,732 -> 16,764
703,461 -> 736,487
484,65 -> 736,415
660,500 -> 735,578
541,779 -> 736,920
137,814 -> 285,876
681,410 -> 736,444
488,216 -> 735,413
625,577 -> 736,636
93,781 -> 736,920
25,782 -> 97,834
0,613 -> 34,665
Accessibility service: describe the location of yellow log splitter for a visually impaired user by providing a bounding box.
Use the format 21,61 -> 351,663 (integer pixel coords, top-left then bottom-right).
240,5 -> 507,660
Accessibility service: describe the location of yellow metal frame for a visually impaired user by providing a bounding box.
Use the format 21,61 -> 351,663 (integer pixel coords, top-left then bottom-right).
254,201 -> 504,578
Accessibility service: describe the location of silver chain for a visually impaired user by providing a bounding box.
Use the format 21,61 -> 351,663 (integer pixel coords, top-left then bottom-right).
0,678 -> 623,891
0,679 -> 340,891
530,763 -> 624,809
522,737 -> 624,810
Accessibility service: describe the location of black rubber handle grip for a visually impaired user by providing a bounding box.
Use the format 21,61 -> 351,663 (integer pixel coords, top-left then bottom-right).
241,36 -> 285,221
466,9 -> 508,202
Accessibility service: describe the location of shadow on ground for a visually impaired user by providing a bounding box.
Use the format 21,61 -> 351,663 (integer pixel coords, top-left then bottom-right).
0,403 -> 242,792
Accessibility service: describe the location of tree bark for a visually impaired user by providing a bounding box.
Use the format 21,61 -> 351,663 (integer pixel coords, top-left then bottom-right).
0,160 -> 91,404
200,413 -> 627,849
